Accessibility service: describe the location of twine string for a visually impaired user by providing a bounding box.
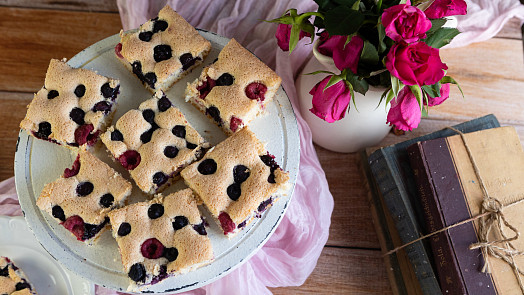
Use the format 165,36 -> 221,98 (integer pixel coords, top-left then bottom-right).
383,127 -> 524,293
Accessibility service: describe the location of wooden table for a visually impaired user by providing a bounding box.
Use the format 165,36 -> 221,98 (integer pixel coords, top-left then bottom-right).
0,2 -> 522,294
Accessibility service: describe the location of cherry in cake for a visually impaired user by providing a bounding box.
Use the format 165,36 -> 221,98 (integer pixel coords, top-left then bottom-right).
36,149 -> 132,244
101,91 -> 209,194
185,39 -> 282,135
115,5 -> 211,92
108,189 -> 213,291
180,128 -> 290,238
0,257 -> 37,295
20,59 -> 120,148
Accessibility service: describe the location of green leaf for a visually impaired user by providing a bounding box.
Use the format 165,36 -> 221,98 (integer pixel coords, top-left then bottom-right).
377,23 -> 387,54
421,105 -> 429,117
345,81 -> 358,112
360,40 -> 379,65
409,85 -> 424,111
288,24 -> 301,53
304,70 -> 336,76
385,89 -> 395,110
325,75 -> 343,90
346,72 -> 369,95
390,76 -> 404,98
325,6 -> 364,35
334,0 -> 358,7
424,27 -> 460,48
351,0 -> 361,10
422,82 -> 441,98
440,76 -> 464,98
426,19 -> 447,36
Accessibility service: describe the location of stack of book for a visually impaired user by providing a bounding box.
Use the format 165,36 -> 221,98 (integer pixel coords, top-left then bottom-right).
362,115 -> 524,294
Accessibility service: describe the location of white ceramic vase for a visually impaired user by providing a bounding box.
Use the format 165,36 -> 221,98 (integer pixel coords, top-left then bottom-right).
296,41 -> 392,153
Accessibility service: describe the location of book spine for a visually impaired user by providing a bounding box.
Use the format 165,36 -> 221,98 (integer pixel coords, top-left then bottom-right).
369,150 -> 441,295
407,143 -> 467,295
420,139 -> 496,295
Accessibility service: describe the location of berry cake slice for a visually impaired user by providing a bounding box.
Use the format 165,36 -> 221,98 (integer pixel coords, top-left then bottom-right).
0,257 -> 37,295
108,189 -> 213,291
115,5 -> 211,92
36,149 -> 132,244
101,91 -> 209,194
180,128 -> 289,238
20,59 -> 120,148
185,39 -> 282,135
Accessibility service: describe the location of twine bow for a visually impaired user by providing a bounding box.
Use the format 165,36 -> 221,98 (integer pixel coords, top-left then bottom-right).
383,127 -> 524,293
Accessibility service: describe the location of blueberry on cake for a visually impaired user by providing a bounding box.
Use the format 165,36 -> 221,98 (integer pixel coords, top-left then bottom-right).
185,39 -> 282,134
101,91 -> 209,194
115,5 -> 211,92
108,189 -> 213,291
20,59 -> 120,148
181,128 -> 289,237
36,149 -> 132,243
0,257 -> 37,295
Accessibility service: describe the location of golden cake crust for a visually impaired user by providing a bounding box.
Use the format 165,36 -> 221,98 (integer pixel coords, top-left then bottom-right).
36,149 -> 132,241
118,5 -> 211,92
108,189 -> 213,289
185,39 -> 282,134
0,257 -> 36,295
101,91 -> 208,194
181,128 -> 289,236
20,59 -> 120,147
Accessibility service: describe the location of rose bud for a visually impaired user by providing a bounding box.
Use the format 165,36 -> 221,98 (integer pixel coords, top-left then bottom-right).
309,76 -> 352,123
424,0 -> 467,19
387,87 -> 422,131
317,32 -> 364,73
275,23 -> 311,52
426,83 -> 451,106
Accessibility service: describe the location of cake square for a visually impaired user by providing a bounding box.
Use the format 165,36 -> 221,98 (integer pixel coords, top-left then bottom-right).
20,59 -> 120,148
108,189 -> 213,291
0,257 -> 37,295
101,91 -> 209,194
185,39 -> 282,134
180,128 -> 289,237
115,5 -> 211,92
36,149 -> 132,243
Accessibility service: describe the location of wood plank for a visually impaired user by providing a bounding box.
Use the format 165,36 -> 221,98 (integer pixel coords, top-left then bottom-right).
434,38 -> 524,124
0,0 -> 118,13
271,247 -> 392,295
316,146 -> 380,249
0,7 -> 121,93
495,17 -> 523,40
0,92 -> 32,181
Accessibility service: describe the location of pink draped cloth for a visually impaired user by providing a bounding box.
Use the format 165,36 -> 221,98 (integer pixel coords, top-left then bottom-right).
1,0 -> 522,294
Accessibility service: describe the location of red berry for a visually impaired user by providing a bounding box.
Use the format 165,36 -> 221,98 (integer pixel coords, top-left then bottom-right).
140,238 -> 164,259
118,150 -> 141,170
63,155 -> 81,178
245,82 -> 267,101
229,116 -> 243,133
74,124 -> 94,146
218,212 -> 236,235
62,215 -> 85,241
115,43 -> 123,59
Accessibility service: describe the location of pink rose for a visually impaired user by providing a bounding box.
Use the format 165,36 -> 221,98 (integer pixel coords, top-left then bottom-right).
309,76 -> 352,123
275,23 -> 311,52
426,83 -> 450,106
424,0 -> 467,19
317,31 -> 364,73
382,3 -> 431,43
386,41 -> 448,86
387,87 -> 421,131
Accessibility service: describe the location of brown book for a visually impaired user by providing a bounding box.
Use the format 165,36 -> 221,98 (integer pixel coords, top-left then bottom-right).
408,126 -> 524,294
408,143 -> 467,295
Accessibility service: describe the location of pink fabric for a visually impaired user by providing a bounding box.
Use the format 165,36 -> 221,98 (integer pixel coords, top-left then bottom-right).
449,0 -> 524,47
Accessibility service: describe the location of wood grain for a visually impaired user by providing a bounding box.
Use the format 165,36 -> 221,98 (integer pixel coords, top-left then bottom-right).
0,0 -> 119,13
0,92 -> 32,181
0,7 -> 122,93
495,17 -> 524,40
271,247 -> 393,295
